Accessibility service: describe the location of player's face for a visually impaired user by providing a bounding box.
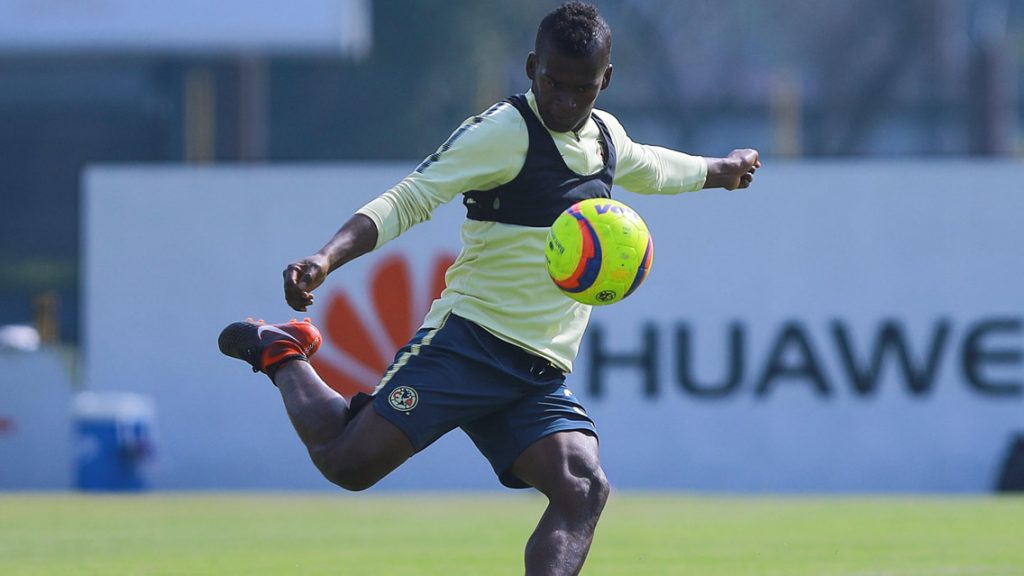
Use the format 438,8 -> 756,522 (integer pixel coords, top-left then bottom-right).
527,45 -> 612,133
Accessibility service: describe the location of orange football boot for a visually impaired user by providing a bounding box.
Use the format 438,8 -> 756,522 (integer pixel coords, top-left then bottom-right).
218,318 -> 322,379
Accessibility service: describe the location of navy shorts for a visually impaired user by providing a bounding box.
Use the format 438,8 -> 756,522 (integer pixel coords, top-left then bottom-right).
349,314 -> 597,489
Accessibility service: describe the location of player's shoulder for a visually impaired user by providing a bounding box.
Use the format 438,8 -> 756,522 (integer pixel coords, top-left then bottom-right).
591,107 -> 626,133
464,98 -> 523,131
446,98 -> 527,151
412,98 -> 527,176
591,107 -> 630,147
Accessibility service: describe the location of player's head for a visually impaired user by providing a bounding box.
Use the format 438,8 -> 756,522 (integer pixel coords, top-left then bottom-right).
526,1 -> 613,133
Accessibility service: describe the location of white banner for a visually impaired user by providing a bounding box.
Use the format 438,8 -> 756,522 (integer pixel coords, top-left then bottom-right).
82,161 -> 1024,491
0,0 -> 370,55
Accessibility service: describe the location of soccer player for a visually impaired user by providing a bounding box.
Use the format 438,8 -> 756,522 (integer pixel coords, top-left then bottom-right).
218,2 -> 759,574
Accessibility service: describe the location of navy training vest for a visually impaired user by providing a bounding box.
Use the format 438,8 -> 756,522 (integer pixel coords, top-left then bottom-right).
462,94 -> 617,228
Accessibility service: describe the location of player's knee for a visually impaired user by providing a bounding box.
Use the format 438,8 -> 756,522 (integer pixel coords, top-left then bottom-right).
585,465 -> 611,513
309,448 -> 379,492
318,458 -> 379,492
332,473 -> 377,492
554,464 -> 610,519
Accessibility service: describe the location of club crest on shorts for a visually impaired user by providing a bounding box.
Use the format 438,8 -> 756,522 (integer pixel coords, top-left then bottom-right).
388,386 -> 419,412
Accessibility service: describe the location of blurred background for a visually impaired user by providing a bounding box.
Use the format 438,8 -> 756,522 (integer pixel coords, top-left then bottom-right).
2,0 -> 1022,345
1,0 -> 1023,493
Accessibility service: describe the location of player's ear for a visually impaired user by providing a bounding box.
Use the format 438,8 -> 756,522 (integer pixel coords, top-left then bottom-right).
526,52 -> 537,81
601,64 -> 613,90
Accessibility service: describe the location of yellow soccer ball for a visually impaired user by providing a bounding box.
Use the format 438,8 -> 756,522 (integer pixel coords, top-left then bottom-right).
545,198 -> 654,306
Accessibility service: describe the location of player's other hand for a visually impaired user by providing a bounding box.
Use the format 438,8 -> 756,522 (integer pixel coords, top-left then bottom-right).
703,149 -> 761,191
725,148 -> 760,190
283,254 -> 330,311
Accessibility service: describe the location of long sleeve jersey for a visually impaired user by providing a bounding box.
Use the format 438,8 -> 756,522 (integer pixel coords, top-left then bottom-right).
357,91 -> 707,372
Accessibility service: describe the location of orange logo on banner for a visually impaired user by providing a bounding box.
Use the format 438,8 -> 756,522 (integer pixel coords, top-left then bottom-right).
311,252 -> 456,399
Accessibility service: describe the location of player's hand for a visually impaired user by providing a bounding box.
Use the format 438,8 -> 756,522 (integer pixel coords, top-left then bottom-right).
725,149 -> 761,190
283,254 -> 330,311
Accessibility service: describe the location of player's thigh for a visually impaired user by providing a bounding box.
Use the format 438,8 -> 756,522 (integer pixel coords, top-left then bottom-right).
344,402 -> 415,463
509,430 -> 606,498
316,403 -> 414,489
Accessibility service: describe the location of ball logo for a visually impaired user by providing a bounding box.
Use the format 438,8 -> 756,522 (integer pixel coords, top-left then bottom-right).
593,203 -> 639,219
596,290 -> 617,302
388,386 -> 419,412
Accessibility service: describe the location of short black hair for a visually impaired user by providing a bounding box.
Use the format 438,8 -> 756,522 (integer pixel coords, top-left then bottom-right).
535,1 -> 611,59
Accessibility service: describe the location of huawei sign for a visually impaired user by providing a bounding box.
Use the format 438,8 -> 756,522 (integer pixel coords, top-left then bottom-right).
311,252 -> 456,399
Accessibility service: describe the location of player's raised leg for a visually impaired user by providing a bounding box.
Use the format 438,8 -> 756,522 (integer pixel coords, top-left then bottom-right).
218,318 -> 414,491
273,360 -> 414,490
510,430 -> 610,576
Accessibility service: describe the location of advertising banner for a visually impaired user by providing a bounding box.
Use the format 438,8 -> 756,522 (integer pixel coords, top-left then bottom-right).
83,161 -> 1024,491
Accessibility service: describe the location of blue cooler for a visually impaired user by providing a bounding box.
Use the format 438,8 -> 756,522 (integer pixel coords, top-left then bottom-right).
73,392 -> 155,491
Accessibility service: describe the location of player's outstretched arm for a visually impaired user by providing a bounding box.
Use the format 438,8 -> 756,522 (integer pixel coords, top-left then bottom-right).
283,213 -> 379,312
703,149 -> 761,191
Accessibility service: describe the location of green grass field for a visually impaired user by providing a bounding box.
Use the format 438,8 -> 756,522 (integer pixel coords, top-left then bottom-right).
1,492 -> 1022,575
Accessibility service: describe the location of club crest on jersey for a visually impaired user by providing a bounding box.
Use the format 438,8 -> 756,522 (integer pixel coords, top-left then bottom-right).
388,386 -> 419,412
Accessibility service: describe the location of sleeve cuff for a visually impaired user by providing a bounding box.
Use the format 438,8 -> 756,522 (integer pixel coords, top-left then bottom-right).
355,200 -> 390,250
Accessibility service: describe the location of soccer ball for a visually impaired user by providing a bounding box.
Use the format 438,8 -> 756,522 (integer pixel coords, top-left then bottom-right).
545,198 -> 654,306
